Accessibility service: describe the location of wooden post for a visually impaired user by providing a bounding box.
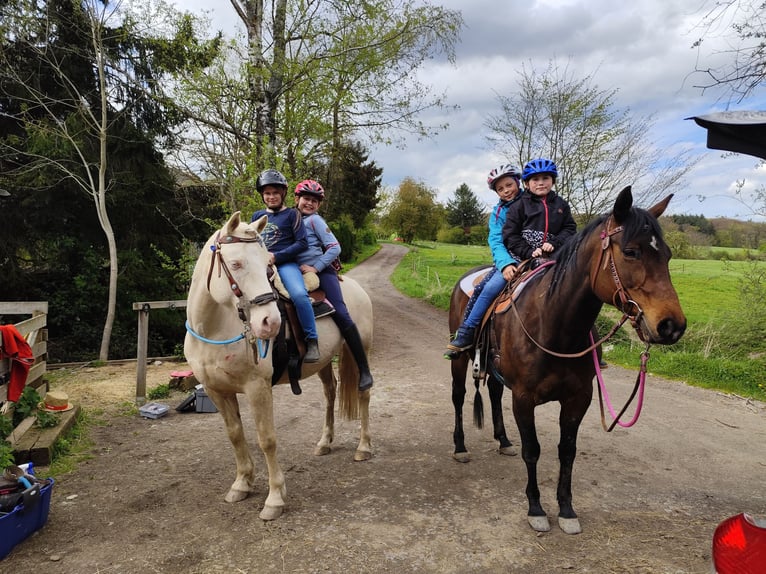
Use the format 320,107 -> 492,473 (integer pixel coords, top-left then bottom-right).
132,300 -> 187,405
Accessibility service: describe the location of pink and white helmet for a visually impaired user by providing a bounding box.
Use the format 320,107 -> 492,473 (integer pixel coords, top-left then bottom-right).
487,164 -> 522,190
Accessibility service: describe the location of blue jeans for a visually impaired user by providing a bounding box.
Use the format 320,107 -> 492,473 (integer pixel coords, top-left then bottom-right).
277,262 -> 317,340
463,268 -> 507,329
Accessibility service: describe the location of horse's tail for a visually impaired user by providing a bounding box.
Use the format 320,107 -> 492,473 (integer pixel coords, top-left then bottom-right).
338,343 -> 360,420
472,378 -> 484,429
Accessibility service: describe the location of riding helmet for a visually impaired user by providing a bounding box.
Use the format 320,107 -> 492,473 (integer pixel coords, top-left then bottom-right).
522,158 -> 558,182
487,164 -> 522,190
256,169 -> 288,193
294,179 -> 326,200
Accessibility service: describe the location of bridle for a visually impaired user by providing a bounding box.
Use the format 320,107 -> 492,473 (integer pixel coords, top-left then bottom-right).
186,231 -> 278,362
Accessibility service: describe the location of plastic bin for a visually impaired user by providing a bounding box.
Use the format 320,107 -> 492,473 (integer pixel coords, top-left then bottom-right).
0,477 -> 54,560
195,384 -> 218,413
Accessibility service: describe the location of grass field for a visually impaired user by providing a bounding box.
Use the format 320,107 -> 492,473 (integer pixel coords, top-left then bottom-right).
386,241 -> 766,401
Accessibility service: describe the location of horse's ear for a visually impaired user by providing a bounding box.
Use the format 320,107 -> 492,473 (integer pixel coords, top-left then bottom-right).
612,186 -> 633,223
225,211 -> 242,233
252,214 -> 269,234
647,194 -> 673,219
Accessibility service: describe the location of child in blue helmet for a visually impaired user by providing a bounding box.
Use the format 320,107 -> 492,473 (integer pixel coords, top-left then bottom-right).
502,158 -> 576,263
445,164 -> 524,357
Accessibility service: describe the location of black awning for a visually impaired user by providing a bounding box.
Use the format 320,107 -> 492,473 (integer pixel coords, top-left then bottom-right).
688,111 -> 766,160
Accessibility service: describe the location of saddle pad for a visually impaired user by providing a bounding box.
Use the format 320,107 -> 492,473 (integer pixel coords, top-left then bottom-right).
459,268 -> 492,296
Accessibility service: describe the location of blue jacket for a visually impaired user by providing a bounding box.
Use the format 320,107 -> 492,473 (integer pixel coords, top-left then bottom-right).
488,192 -> 523,272
296,213 -> 341,273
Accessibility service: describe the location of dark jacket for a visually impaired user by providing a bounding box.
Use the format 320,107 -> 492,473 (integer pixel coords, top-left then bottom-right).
501,190 -> 577,261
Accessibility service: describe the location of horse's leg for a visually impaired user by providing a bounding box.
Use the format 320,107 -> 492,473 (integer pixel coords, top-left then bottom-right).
314,363 -> 336,456
555,392 -> 591,535
512,396 -> 549,532
242,381 -> 286,521
487,375 -> 517,456
355,384 -> 372,462
451,353 -> 471,463
204,388 -> 257,504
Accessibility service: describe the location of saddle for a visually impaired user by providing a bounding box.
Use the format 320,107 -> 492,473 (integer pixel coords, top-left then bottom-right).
270,272 -> 336,396
470,259 -> 553,383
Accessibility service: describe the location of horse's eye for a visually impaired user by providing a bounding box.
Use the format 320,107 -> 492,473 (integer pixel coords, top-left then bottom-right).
623,248 -> 640,260
230,261 -> 243,270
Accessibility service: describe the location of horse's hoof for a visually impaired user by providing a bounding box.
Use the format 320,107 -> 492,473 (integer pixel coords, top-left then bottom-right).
314,445 -> 331,456
452,452 -> 471,463
528,515 -> 551,532
224,489 -> 250,503
259,504 -> 284,521
498,445 -> 518,456
558,517 -> 582,535
354,449 -> 372,462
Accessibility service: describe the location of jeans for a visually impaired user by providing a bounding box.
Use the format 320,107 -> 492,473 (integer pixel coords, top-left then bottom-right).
277,262 -> 317,340
463,268 -> 507,329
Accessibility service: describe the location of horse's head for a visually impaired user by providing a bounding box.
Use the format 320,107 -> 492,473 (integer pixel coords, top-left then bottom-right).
204,211 -> 281,341
593,186 -> 686,345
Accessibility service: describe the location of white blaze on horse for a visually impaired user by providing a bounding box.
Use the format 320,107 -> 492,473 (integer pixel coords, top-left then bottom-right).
184,212 -> 373,520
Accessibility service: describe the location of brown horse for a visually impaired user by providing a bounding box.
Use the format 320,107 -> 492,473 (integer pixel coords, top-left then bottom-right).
448,187 -> 686,534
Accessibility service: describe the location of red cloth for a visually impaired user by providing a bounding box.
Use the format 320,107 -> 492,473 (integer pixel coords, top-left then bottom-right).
0,324 -> 34,402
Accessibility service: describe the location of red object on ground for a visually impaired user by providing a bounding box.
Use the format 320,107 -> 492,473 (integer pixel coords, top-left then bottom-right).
170,370 -> 194,378
712,513 -> 766,574
0,324 -> 34,402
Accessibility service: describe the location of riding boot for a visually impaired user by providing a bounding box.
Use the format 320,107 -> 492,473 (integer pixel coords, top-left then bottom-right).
341,325 -> 374,391
304,338 -> 320,363
446,325 -> 475,354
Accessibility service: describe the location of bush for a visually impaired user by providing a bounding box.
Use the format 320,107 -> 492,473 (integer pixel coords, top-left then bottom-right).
437,227 -> 468,244
333,215 -> 357,263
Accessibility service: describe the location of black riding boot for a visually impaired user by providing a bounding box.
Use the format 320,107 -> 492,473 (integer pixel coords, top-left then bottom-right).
342,325 -> 374,392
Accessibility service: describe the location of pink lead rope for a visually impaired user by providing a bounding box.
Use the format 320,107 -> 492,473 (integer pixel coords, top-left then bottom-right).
591,333 -> 648,430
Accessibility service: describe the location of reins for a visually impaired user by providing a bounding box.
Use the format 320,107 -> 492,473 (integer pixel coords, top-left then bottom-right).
188,230 -> 279,363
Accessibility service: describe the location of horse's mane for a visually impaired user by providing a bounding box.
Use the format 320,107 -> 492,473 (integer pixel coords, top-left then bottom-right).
549,205 -> 666,293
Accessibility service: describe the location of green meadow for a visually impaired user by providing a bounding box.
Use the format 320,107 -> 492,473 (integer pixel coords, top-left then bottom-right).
386,241 -> 766,401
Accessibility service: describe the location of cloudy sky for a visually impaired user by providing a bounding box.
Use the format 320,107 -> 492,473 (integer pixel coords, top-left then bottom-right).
179,0 -> 766,220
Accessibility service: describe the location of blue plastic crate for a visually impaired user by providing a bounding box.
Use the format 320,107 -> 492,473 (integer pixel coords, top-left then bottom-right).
0,477 -> 54,560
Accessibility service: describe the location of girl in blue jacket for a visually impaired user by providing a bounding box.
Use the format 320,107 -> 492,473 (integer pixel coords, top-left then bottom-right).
445,164 -> 523,356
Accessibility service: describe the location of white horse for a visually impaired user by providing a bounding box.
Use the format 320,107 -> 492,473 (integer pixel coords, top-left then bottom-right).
184,212 -> 373,520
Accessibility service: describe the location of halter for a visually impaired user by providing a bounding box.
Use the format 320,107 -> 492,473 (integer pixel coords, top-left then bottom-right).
188,230 -> 279,362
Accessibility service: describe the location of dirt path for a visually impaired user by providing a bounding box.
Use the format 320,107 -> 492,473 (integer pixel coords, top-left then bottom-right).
4,243 -> 765,573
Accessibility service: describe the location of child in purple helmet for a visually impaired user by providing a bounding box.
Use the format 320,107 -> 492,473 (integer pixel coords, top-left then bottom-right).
445,164 -> 524,356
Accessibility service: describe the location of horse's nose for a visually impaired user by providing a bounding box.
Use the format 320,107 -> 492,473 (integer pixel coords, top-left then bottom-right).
657,316 -> 686,344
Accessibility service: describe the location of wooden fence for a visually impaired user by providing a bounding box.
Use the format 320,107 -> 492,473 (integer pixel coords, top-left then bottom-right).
0,302 -> 48,404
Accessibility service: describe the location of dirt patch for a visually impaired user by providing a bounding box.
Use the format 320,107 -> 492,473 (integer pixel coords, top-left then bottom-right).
4,243 -> 766,573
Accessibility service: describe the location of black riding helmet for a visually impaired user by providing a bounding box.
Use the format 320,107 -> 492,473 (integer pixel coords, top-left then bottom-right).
256,169 -> 288,194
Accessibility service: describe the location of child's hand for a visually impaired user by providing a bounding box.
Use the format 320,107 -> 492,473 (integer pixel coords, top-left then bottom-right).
541,242 -> 554,254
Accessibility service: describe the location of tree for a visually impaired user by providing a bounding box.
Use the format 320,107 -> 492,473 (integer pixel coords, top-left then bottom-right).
691,0 -> 766,102
320,141 -> 382,229
381,178 -> 441,243
169,0 -> 462,208
445,183 -> 486,231
0,0 -> 219,360
485,60 -> 696,221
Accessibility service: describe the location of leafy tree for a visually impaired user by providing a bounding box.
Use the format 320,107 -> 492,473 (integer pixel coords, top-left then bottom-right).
0,0 -> 220,360
169,0 -> 462,207
445,183 -> 486,231
320,141 -> 382,229
485,59 -> 696,221
381,178 -> 441,243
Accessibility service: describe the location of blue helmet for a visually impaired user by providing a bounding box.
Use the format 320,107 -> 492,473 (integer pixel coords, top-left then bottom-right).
522,158 -> 558,182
